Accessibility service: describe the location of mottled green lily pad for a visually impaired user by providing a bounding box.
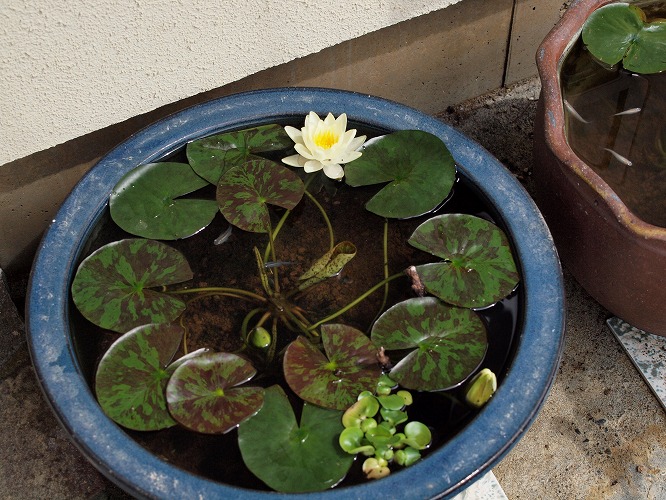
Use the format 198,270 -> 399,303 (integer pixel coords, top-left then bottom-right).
166,352 -> 264,434
408,214 -> 519,308
217,158 -> 304,233
582,3 -> 666,74
109,162 -> 219,240
238,385 -> 353,493
95,323 -> 184,431
283,324 -> 381,410
187,124 -> 293,184
71,239 -> 192,333
344,130 -> 456,218
371,297 -> 487,391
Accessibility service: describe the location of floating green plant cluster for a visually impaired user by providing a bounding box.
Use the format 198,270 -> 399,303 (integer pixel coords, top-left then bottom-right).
71,113 -> 517,492
338,375 -> 432,480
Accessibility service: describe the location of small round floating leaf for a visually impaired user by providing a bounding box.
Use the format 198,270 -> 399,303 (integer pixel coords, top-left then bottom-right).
377,394 -> 405,411
402,421 -> 432,450
238,385 -> 353,493
71,239 -> 192,333
363,457 -> 391,479
342,395 -> 380,428
187,124 -> 293,184
344,130 -> 456,218
582,3 -> 666,74
339,427 -> 375,455
109,162 -> 219,240
95,323 -> 184,431
371,297 -> 488,391
394,447 -> 422,467
380,408 -> 408,427
409,213 -> 519,308
217,158 -> 305,233
283,324 -> 381,410
166,352 -> 264,434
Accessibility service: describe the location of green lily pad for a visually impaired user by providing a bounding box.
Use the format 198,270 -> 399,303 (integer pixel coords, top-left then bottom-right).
344,130 -> 456,218
408,214 -> 519,308
370,297 -> 487,391
582,3 -> 666,74
217,158 -> 305,233
95,323 -> 184,431
71,239 -> 193,333
109,162 -> 219,240
283,324 -> 381,410
166,352 -> 264,434
187,124 -> 293,184
298,241 -> 357,290
238,385 -> 353,493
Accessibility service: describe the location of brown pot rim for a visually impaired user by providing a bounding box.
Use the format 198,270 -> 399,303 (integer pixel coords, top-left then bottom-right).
536,0 -> 666,242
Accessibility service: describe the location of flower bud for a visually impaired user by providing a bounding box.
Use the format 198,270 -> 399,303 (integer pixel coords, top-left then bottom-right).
465,368 -> 497,408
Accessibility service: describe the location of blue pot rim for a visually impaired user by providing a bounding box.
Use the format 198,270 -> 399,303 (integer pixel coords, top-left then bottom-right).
26,87 -> 564,499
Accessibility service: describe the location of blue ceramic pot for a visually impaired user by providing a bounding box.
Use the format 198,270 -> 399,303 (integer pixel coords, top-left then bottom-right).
27,88 -> 564,499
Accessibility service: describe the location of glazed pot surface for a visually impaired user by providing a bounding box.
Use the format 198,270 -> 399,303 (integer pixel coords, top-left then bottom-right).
27,88 -> 564,498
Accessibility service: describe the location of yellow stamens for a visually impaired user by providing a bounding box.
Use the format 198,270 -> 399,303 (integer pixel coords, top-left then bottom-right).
314,129 -> 338,149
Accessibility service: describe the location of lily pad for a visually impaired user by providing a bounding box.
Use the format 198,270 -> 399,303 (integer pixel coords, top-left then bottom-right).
298,241 -> 357,290
344,130 -> 456,218
283,324 -> 381,410
187,124 -> 293,184
408,214 -> 519,308
238,385 -> 353,493
370,297 -> 487,391
71,239 -> 193,333
166,352 -> 264,434
582,3 -> 666,74
217,158 -> 305,233
95,323 -> 184,431
109,162 -> 219,240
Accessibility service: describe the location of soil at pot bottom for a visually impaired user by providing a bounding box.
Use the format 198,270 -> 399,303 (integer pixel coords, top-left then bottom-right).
70,163 -> 521,492
561,36 -> 666,228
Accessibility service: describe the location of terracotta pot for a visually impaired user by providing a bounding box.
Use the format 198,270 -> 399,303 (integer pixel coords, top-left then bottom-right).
534,0 -> 666,336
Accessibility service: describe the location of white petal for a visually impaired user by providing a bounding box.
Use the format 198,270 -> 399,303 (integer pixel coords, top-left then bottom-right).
338,150 -> 362,163
349,135 -> 367,151
284,125 -> 303,143
282,154 -> 307,168
323,112 -> 337,127
294,143 -> 316,160
304,111 -> 322,130
323,163 -> 344,180
304,160 -> 324,173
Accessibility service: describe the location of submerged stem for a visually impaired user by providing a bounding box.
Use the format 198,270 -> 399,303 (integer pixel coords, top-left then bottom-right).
307,272 -> 405,331
304,189 -> 335,251
267,225 -> 280,294
368,219 -> 391,332
168,287 -> 267,303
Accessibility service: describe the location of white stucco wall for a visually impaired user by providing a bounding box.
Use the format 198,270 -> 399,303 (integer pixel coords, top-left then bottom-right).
1,0 -> 462,165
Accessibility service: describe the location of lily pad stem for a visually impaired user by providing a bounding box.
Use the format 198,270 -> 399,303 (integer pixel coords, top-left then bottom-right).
368,219 -> 390,332
307,272 -> 404,331
304,189 -> 335,251
168,287 -> 267,303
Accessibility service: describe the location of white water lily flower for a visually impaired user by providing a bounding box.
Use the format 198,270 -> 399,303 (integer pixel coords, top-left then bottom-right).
282,112 -> 366,180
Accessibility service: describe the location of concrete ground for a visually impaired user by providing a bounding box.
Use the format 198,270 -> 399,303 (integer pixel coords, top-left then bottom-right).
1,77 -> 665,499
